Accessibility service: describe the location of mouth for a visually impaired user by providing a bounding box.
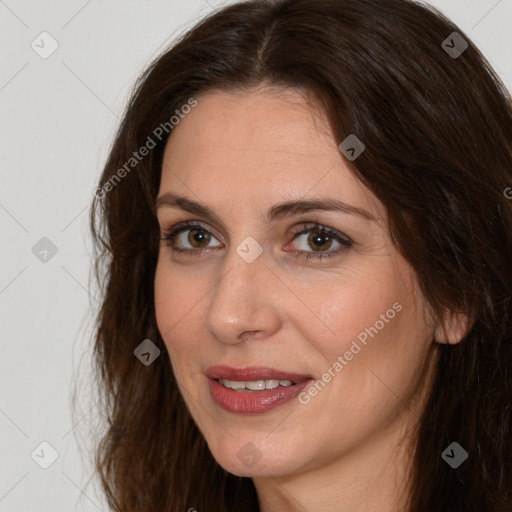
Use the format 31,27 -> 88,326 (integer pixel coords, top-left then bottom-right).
215,377 -> 307,392
205,365 -> 314,413
205,364 -> 313,386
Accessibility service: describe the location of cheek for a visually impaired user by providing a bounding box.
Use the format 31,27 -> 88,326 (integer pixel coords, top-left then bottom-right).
154,257 -> 204,334
154,264 -> 175,339
297,270 -> 402,361
299,261 -> 432,399
154,260 -> 202,362
321,277 -> 433,408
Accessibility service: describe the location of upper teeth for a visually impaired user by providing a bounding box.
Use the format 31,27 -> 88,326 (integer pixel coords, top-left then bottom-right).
219,378 -> 296,391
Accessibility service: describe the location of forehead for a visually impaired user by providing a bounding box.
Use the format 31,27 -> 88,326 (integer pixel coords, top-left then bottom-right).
163,87 -> 335,174
159,87 -> 383,221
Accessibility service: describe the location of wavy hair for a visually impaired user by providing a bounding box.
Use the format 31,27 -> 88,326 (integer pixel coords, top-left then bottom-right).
87,0 -> 512,510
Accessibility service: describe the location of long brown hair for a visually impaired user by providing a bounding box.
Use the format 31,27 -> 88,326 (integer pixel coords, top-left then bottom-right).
86,0 -> 512,510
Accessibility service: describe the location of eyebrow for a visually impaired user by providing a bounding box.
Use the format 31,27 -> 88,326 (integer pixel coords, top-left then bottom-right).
155,192 -> 377,223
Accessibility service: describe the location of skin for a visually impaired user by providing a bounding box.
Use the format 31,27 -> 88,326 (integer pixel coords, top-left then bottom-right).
154,86 -> 465,512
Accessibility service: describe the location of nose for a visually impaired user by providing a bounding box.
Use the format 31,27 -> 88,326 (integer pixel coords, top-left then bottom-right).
204,243 -> 281,345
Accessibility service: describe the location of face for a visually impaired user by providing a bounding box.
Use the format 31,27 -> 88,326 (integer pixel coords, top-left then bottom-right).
154,86 -> 439,479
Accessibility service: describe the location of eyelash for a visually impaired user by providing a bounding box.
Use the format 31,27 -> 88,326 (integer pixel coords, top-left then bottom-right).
159,221 -> 352,261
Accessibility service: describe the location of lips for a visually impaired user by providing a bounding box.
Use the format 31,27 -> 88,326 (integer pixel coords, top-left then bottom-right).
205,365 -> 313,382
205,365 -> 315,414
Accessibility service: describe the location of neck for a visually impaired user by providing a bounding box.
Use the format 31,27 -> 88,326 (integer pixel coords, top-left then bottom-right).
253,418 -> 415,512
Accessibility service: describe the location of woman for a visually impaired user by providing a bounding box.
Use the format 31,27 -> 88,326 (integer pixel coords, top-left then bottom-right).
88,0 -> 512,510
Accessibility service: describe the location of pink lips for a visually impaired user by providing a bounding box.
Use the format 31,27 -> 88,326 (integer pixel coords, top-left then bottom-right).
205,365 -> 314,414
205,365 -> 312,382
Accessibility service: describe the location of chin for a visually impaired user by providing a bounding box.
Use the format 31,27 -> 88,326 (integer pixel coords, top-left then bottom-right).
207,436 -> 306,478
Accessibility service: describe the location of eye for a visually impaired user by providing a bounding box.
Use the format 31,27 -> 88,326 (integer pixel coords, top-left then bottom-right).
160,221 -> 222,253
286,222 -> 352,261
159,220 -> 352,260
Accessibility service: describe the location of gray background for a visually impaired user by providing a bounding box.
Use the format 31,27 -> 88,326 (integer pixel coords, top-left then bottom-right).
1,0 -> 511,510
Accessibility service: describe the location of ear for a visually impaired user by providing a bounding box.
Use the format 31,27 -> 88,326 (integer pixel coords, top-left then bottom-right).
434,310 -> 472,345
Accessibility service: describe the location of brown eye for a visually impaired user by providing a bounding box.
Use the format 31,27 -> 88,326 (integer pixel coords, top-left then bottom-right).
185,227 -> 211,248
160,220 -> 352,261
287,222 -> 352,261
160,221 -> 222,253
307,229 -> 334,252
